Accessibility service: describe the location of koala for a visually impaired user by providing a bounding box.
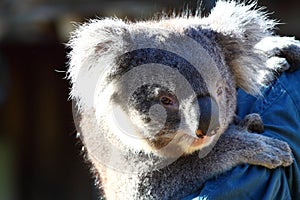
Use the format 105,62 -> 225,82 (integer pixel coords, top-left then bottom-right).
67,1 -> 298,199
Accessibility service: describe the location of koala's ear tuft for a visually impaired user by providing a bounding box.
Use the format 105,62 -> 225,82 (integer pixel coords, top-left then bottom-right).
204,1 -> 277,95
67,18 -> 131,110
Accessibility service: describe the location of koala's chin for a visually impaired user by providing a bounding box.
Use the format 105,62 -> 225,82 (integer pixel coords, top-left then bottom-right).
140,129 -> 223,158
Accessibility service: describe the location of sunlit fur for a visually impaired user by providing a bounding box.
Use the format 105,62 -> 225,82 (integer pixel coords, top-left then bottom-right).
67,1 -> 294,199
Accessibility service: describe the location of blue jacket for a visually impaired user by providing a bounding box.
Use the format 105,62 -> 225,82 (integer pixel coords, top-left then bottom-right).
185,69 -> 300,200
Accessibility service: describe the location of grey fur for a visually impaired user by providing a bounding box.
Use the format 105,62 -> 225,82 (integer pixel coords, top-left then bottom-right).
74,109 -> 292,200
67,1 -> 299,199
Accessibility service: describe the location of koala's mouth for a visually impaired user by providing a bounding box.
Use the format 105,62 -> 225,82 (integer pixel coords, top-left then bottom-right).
185,134 -> 218,155
147,128 -> 220,156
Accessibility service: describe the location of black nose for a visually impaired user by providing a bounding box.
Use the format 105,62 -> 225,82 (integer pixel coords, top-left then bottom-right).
196,96 -> 220,137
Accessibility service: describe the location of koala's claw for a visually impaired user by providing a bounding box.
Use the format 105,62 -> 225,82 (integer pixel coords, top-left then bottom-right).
236,113 -> 264,133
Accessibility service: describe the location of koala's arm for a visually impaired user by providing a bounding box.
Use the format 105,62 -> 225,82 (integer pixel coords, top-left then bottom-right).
154,124 -> 293,200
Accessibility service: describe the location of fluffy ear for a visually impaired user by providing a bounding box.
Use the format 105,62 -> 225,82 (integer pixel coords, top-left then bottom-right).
67,18 -> 131,110
204,1 -> 277,95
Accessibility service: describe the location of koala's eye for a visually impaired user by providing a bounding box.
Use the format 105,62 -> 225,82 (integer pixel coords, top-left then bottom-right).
160,96 -> 174,106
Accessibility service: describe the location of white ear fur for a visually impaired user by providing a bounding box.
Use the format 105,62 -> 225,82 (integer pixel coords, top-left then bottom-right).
67,18 -> 129,110
204,1 -> 277,95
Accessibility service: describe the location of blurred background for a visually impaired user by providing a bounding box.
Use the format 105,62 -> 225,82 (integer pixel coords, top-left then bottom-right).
0,0 -> 299,199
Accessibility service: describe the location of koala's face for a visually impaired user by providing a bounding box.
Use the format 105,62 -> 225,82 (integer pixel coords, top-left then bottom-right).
122,83 -> 223,154
104,37 -> 236,157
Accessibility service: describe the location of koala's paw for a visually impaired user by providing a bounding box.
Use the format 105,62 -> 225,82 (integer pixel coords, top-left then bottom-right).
236,113 -> 264,133
248,135 -> 293,168
219,126 -> 293,169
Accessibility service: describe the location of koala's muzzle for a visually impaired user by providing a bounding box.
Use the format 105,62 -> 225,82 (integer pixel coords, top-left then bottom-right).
196,96 -> 220,137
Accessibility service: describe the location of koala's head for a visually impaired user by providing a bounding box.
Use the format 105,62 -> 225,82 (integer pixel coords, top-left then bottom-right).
68,1 -> 276,159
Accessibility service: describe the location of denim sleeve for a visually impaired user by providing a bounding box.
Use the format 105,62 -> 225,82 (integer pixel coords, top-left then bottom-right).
184,69 -> 300,200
